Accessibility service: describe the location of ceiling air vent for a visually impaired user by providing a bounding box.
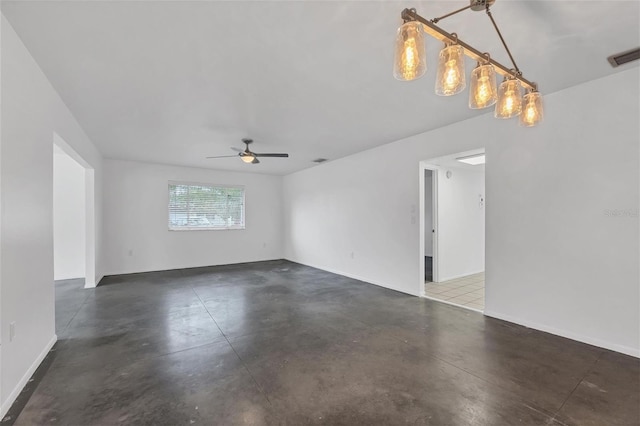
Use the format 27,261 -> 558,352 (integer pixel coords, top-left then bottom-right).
313,158 -> 328,164
607,47 -> 640,67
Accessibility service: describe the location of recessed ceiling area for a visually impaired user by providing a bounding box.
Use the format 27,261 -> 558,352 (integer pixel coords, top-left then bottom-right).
2,1 -> 638,175
425,149 -> 486,172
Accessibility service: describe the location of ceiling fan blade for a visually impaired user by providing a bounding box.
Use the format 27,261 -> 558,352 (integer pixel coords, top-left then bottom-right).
253,153 -> 289,158
251,157 -> 260,164
206,155 -> 238,159
230,147 -> 243,152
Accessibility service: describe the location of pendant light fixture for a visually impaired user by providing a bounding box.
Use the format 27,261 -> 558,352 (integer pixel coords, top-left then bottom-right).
520,88 -> 544,127
495,76 -> 522,118
393,0 -> 543,127
469,55 -> 497,109
435,39 -> 466,96
393,21 -> 427,81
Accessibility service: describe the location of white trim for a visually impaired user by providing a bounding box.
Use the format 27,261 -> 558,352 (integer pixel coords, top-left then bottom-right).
285,258 -> 419,297
419,164 -> 440,295
436,270 -> 485,283
432,169 -> 439,283
0,334 -> 57,418
102,258 -> 282,278
168,180 -> 245,189
84,168 -> 96,290
484,310 -> 639,358
168,226 -> 245,232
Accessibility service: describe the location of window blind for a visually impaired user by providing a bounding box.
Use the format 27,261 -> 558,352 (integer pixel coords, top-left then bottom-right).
168,183 -> 245,230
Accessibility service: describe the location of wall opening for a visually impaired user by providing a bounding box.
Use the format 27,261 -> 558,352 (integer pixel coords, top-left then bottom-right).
420,149 -> 485,312
53,144 -> 86,281
53,133 -> 96,288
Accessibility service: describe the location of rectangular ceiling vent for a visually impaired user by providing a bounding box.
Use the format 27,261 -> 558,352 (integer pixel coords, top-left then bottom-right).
607,47 -> 640,67
312,158 -> 328,163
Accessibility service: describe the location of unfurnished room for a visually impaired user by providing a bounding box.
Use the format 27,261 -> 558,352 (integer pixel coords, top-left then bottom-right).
0,1 -> 639,425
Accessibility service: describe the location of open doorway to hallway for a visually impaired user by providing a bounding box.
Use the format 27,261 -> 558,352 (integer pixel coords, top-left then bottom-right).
53,144 -> 86,285
53,137 -> 98,334
420,150 -> 485,311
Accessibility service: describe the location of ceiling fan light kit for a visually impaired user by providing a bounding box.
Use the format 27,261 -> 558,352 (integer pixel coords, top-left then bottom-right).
207,138 -> 289,164
394,0 -> 544,127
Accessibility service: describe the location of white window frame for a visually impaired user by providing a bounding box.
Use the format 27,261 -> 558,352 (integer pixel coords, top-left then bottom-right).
168,181 -> 246,231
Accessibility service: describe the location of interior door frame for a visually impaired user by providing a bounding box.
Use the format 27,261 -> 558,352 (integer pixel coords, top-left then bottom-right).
418,162 -> 439,296
53,132 -> 97,288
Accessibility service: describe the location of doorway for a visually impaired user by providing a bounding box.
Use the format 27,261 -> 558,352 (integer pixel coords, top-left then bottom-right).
424,169 -> 434,282
53,144 -> 86,283
419,150 -> 486,311
53,133 -> 96,288
52,134 -> 98,347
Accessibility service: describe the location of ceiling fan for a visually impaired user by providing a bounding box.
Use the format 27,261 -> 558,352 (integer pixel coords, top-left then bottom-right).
206,138 -> 289,164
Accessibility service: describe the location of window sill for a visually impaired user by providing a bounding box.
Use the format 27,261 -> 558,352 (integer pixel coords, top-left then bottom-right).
168,226 -> 246,232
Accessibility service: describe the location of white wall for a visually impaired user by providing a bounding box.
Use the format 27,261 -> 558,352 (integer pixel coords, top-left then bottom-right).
435,167 -> 485,281
53,149 -> 86,280
283,67 -> 639,357
0,15 -> 103,417
103,159 -> 283,275
424,170 -> 433,257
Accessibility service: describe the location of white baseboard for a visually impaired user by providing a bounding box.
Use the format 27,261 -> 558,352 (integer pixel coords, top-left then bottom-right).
286,259 -> 638,359
284,258 -> 419,297
436,270 -> 484,283
0,334 -> 57,418
484,310 -> 639,359
103,258 -> 283,278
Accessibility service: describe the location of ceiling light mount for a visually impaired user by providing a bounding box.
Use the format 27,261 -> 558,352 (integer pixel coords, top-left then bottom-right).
470,0 -> 496,12
396,1 -> 543,126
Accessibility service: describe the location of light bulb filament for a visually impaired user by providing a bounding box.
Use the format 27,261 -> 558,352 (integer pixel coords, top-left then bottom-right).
401,39 -> 418,80
444,61 -> 459,89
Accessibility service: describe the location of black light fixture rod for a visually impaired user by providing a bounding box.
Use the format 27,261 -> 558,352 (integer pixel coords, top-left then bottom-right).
400,8 -> 536,90
431,4 -> 473,24
485,6 -> 521,74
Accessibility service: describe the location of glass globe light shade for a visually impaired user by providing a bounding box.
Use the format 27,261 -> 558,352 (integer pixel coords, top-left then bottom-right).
393,21 -> 427,81
469,63 -> 497,109
519,90 -> 544,127
495,77 -> 522,119
435,44 -> 466,96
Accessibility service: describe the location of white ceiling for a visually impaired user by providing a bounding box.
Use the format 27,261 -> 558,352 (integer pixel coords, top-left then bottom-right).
2,1 -> 638,175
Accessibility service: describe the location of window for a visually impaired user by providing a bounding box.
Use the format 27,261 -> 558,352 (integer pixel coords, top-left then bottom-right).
168,182 -> 245,230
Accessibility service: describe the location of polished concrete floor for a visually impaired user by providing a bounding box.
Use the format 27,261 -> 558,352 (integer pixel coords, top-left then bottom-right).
7,260 -> 639,425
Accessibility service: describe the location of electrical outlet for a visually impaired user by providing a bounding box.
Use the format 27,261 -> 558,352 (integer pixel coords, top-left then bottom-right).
9,322 -> 16,342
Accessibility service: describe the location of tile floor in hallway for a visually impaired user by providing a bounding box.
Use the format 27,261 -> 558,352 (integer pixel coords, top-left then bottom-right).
425,272 -> 485,310
3,260 -> 639,425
